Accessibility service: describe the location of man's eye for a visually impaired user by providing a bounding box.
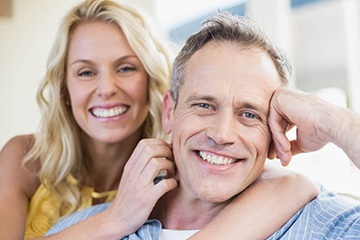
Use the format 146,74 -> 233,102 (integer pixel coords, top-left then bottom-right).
196,103 -> 212,109
242,112 -> 258,119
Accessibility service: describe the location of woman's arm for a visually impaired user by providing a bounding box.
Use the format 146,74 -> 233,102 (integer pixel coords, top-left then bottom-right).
190,163 -> 319,239
0,136 -> 117,240
41,139 -> 177,239
0,135 -> 40,239
0,137 -> 175,239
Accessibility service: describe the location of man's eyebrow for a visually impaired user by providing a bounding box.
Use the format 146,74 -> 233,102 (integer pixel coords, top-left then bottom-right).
185,95 -> 216,104
237,102 -> 269,116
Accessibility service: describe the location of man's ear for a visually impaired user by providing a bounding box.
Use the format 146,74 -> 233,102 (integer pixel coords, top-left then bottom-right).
162,90 -> 175,134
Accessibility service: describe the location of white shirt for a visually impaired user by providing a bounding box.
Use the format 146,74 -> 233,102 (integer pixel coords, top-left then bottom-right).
159,229 -> 200,240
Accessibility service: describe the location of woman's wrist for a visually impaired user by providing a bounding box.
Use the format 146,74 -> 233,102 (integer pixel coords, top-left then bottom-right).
95,209 -> 131,240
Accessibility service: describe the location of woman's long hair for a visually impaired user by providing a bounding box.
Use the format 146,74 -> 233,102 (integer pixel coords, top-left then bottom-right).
24,0 -> 173,216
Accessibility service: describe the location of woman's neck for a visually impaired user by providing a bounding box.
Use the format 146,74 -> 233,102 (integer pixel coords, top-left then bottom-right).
80,130 -> 143,192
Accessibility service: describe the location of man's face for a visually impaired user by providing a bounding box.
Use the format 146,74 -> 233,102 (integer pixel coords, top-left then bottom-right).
163,41 -> 282,203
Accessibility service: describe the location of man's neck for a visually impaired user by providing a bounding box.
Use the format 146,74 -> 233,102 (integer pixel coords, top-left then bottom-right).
152,188 -> 229,230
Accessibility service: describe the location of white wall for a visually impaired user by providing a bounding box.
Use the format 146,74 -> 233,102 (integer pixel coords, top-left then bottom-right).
0,0 -> 80,148
0,0 -> 155,149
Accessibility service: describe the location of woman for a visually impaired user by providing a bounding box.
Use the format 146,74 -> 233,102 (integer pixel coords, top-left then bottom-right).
0,0 -> 317,239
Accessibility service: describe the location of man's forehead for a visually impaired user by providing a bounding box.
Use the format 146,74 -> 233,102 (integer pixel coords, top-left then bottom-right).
182,41 -> 281,87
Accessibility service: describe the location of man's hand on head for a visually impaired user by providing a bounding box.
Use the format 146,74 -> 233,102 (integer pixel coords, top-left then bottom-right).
267,88 -> 330,166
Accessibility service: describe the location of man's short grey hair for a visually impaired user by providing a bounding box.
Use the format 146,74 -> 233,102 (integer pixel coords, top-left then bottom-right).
170,12 -> 293,105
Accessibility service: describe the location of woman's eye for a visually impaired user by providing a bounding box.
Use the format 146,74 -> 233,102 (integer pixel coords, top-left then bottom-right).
118,66 -> 135,73
78,70 -> 94,77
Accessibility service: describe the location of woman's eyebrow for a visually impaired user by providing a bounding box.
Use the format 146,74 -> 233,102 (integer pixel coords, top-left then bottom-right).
70,55 -> 139,66
113,55 -> 139,63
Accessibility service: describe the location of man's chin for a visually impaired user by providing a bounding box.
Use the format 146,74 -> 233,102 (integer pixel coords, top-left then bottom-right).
194,186 -> 241,203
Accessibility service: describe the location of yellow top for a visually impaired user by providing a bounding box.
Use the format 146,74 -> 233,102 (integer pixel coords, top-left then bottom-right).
24,176 -> 117,239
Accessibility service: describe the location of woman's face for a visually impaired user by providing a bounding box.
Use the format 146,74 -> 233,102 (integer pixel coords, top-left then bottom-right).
66,22 -> 149,144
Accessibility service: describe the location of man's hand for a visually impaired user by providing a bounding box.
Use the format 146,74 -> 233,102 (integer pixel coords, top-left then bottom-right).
267,88 -> 334,166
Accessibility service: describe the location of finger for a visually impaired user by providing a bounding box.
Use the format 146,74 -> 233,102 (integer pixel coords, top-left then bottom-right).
141,157 -> 176,184
269,103 -> 292,154
271,130 -> 288,158
271,137 -> 292,166
272,127 -> 291,152
289,140 -> 305,156
267,140 -> 277,159
125,139 -> 173,175
279,152 -> 292,166
151,178 -> 178,199
268,122 -> 294,159
136,178 -> 177,211
275,123 -> 295,166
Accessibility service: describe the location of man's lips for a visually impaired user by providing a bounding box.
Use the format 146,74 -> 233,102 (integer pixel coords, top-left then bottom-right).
198,150 -> 239,165
90,105 -> 129,118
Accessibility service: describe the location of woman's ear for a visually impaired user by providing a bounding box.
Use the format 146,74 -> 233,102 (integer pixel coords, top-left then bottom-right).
162,90 -> 175,134
64,90 -> 71,106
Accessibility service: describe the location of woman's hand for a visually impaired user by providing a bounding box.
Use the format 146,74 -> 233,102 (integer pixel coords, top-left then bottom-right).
104,138 -> 178,238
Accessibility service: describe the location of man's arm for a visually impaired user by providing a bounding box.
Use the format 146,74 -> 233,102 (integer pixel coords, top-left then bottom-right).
190,163 -> 319,240
268,87 -> 360,167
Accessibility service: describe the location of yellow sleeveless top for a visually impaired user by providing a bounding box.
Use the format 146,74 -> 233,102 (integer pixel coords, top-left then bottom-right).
24,175 -> 117,239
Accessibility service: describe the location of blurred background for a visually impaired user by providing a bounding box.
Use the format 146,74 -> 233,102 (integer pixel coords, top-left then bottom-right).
1,0 -> 360,198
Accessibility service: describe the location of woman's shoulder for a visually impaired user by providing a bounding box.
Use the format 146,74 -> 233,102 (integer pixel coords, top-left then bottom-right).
0,134 -> 35,159
1,134 -> 35,153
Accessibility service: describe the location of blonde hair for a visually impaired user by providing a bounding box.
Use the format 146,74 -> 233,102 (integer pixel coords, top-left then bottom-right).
24,0 -> 173,216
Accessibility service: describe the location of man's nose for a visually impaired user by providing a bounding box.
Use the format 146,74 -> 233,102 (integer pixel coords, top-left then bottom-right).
96,72 -> 118,99
206,110 -> 239,145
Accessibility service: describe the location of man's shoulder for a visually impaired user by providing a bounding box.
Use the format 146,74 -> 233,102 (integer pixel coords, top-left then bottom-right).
310,187 -> 360,221
46,203 -> 162,239
269,186 -> 360,239
46,203 -> 111,235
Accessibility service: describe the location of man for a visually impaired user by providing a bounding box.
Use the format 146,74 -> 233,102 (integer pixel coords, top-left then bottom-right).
47,12 -> 360,239
150,12 -> 359,239
152,11 -> 289,238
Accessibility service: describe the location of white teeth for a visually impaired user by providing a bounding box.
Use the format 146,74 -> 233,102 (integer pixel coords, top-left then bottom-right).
199,151 -> 237,165
92,106 -> 127,118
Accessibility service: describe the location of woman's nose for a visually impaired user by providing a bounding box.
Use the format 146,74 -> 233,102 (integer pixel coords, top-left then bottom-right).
96,73 -> 118,99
